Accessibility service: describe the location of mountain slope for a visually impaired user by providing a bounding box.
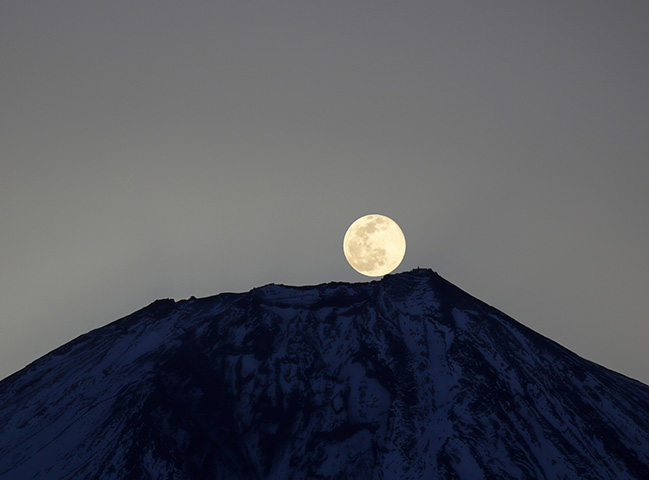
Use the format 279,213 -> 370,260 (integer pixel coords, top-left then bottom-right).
1,269 -> 648,479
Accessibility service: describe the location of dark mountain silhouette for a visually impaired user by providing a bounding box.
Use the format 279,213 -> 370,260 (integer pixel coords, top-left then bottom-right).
1,269 -> 648,479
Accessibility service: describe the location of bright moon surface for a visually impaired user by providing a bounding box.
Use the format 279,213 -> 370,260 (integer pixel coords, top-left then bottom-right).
343,214 -> 406,277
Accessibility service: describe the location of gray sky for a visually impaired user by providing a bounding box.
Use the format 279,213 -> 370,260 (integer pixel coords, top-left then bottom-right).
2,1 -> 648,384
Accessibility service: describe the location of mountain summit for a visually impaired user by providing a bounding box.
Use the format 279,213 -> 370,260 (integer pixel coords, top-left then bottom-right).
1,269 -> 648,479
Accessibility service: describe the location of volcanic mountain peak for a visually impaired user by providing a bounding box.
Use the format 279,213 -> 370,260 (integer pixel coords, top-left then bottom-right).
1,269 -> 648,479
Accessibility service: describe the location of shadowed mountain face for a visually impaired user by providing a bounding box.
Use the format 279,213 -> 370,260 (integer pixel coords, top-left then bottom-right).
1,269 -> 648,479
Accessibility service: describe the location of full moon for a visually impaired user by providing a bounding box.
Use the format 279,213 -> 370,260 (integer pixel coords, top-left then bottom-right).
343,214 -> 406,277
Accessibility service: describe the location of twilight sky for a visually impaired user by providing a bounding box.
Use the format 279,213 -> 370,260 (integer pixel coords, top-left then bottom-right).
2,1 -> 648,384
